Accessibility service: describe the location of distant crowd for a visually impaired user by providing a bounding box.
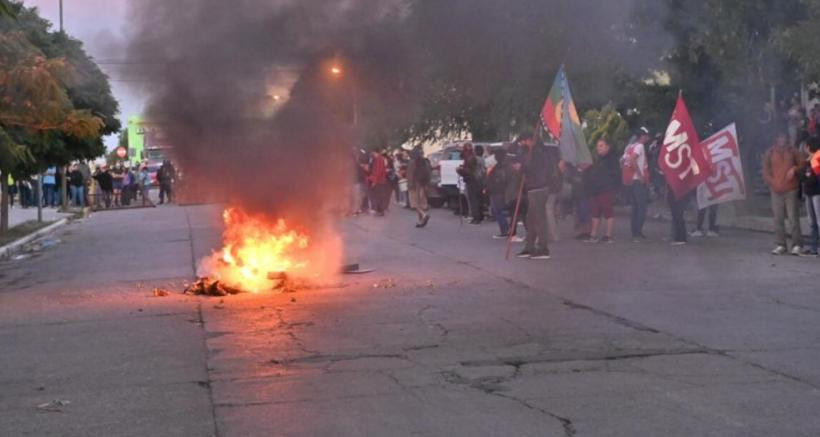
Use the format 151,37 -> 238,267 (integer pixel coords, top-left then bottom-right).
4,160 -> 178,211
352,126 -> 820,260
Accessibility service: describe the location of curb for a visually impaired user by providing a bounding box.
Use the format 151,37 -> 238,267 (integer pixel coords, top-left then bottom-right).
0,218 -> 69,259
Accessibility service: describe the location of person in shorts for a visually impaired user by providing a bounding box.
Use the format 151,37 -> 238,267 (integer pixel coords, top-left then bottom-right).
584,139 -> 621,243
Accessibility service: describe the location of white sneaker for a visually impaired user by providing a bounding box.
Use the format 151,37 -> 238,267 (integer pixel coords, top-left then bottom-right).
510,236 -> 525,243
771,245 -> 787,255
690,230 -> 704,237
706,231 -> 719,238
791,246 -> 803,256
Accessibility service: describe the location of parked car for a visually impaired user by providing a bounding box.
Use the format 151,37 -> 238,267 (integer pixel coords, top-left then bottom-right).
427,141 -> 505,210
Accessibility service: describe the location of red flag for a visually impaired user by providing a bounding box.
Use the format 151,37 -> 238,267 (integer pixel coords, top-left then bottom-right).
659,94 -> 711,198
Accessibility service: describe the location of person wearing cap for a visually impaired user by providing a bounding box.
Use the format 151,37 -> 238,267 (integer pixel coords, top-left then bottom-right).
513,132 -> 558,260
621,128 -> 651,241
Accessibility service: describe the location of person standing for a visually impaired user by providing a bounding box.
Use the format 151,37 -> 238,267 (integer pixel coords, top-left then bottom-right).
111,162 -> 124,207
763,132 -> 805,255
667,186 -> 690,245
366,149 -> 388,216
504,143 -> 526,242
621,128 -> 651,241
406,146 -> 432,228
544,145 -> 563,243
138,165 -> 155,207
68,164 -> 85,207
157,160 -> 176,205
487,148 -> 509,238
583,139 -> 620,243
458,143 -> 484,224
801,138 -> 820,256
515,132 -> 556,260
93,165 -> 114,209
42,166 -> 57,207
691,205 -> 720,237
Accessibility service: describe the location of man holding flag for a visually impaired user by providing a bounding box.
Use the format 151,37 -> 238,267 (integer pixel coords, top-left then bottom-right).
658,93 -> 712,244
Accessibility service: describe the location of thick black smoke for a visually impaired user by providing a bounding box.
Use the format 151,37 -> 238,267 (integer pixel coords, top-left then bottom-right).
126,0 -> 652,226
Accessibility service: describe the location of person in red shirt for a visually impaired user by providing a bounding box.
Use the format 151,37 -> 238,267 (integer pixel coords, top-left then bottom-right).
367,149 -> 388,216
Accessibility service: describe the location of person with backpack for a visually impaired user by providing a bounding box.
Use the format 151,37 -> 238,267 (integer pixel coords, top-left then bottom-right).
487,148 -> 510,238
801,137 -> 820,256
406,146 -> 432,228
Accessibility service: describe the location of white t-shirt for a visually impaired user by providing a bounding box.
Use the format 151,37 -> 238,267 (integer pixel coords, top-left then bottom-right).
623,142 -> 647,182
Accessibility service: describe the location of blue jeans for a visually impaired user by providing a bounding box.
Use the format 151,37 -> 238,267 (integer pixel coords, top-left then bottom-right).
42,183 -> 56,207
806,195 -> 820,253
629,183 -> 649,237
490,196 -> 509,235
70,185 -> 85,207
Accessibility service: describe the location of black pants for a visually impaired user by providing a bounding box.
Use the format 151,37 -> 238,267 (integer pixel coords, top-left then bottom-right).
159,183 -> 173,203
668,191 -> 688,242
696,205 -> 718,232
466,181 -> 484,222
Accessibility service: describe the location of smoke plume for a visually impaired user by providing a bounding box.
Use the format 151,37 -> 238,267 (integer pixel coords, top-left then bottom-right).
125,0 -> 653,225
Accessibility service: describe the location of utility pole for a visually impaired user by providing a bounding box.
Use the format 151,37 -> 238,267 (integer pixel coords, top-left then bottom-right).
58,0 -> 70,213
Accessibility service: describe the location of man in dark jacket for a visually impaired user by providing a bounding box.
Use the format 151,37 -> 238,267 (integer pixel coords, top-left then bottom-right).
157,160 -> 176,205
93,165 -> 114,208
583,139 -> 620,243
514,132 -> 557,260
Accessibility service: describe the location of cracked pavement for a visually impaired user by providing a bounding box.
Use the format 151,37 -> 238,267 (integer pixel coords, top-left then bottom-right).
2,204 -> 820,436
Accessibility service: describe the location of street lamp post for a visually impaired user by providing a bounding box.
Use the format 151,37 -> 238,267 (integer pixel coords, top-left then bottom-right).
330,64 -> 359,128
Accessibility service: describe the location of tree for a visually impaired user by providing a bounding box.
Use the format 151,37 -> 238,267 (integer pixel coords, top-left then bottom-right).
583,104 -> 630,153
1,2 -> 116,233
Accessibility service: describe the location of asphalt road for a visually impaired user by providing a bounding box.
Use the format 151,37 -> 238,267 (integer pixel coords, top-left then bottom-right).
1,203 -> 819,436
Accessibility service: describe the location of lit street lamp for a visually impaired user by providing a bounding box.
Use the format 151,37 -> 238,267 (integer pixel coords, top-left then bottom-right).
329,63 -> 358,128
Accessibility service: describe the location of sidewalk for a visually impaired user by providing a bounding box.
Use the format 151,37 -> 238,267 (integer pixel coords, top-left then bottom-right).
6,206 -> 72,228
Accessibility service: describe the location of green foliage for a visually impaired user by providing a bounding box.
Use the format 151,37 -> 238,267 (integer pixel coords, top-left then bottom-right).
583,104 -> 630,153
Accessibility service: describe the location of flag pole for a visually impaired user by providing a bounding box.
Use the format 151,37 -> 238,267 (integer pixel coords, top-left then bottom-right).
505,121 -> 541,260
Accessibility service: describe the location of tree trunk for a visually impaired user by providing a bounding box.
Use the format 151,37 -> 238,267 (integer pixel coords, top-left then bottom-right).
0,172 -> 9,234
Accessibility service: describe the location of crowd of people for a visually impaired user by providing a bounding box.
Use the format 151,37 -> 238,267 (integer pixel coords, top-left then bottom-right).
352,125 -> 820,261
4,160 -> 177,211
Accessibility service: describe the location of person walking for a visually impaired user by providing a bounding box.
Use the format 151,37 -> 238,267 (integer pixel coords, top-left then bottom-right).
68,164 -> 85,207
801,138 -> 820,256
157,160 -> 176,205
487,148 -> 510,238
583,139 -> 620,243
406,146 -> 432,228
621,128 -> 651,241
515,132 -> 557,260
763,132 -> 805,255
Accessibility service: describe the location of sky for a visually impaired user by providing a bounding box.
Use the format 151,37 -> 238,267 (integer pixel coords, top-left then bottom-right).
23,0 -> 144,149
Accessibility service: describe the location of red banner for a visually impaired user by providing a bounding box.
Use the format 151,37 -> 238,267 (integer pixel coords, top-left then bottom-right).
696,124 -> 746,209
659,95 -> 711,198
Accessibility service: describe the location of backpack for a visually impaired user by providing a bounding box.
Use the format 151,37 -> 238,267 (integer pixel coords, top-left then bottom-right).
414,157 -> 432,186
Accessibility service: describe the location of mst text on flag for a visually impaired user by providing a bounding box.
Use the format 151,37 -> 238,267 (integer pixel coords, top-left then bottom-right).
659,94 -> 711,198
696,123 -> 746,209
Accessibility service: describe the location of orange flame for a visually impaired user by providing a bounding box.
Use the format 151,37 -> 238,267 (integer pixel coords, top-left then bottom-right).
200,208 -> 310,293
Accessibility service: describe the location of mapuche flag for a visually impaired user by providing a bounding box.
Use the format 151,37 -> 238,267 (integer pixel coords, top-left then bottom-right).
659,94 -> 711,198
541,67 -> 592,165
